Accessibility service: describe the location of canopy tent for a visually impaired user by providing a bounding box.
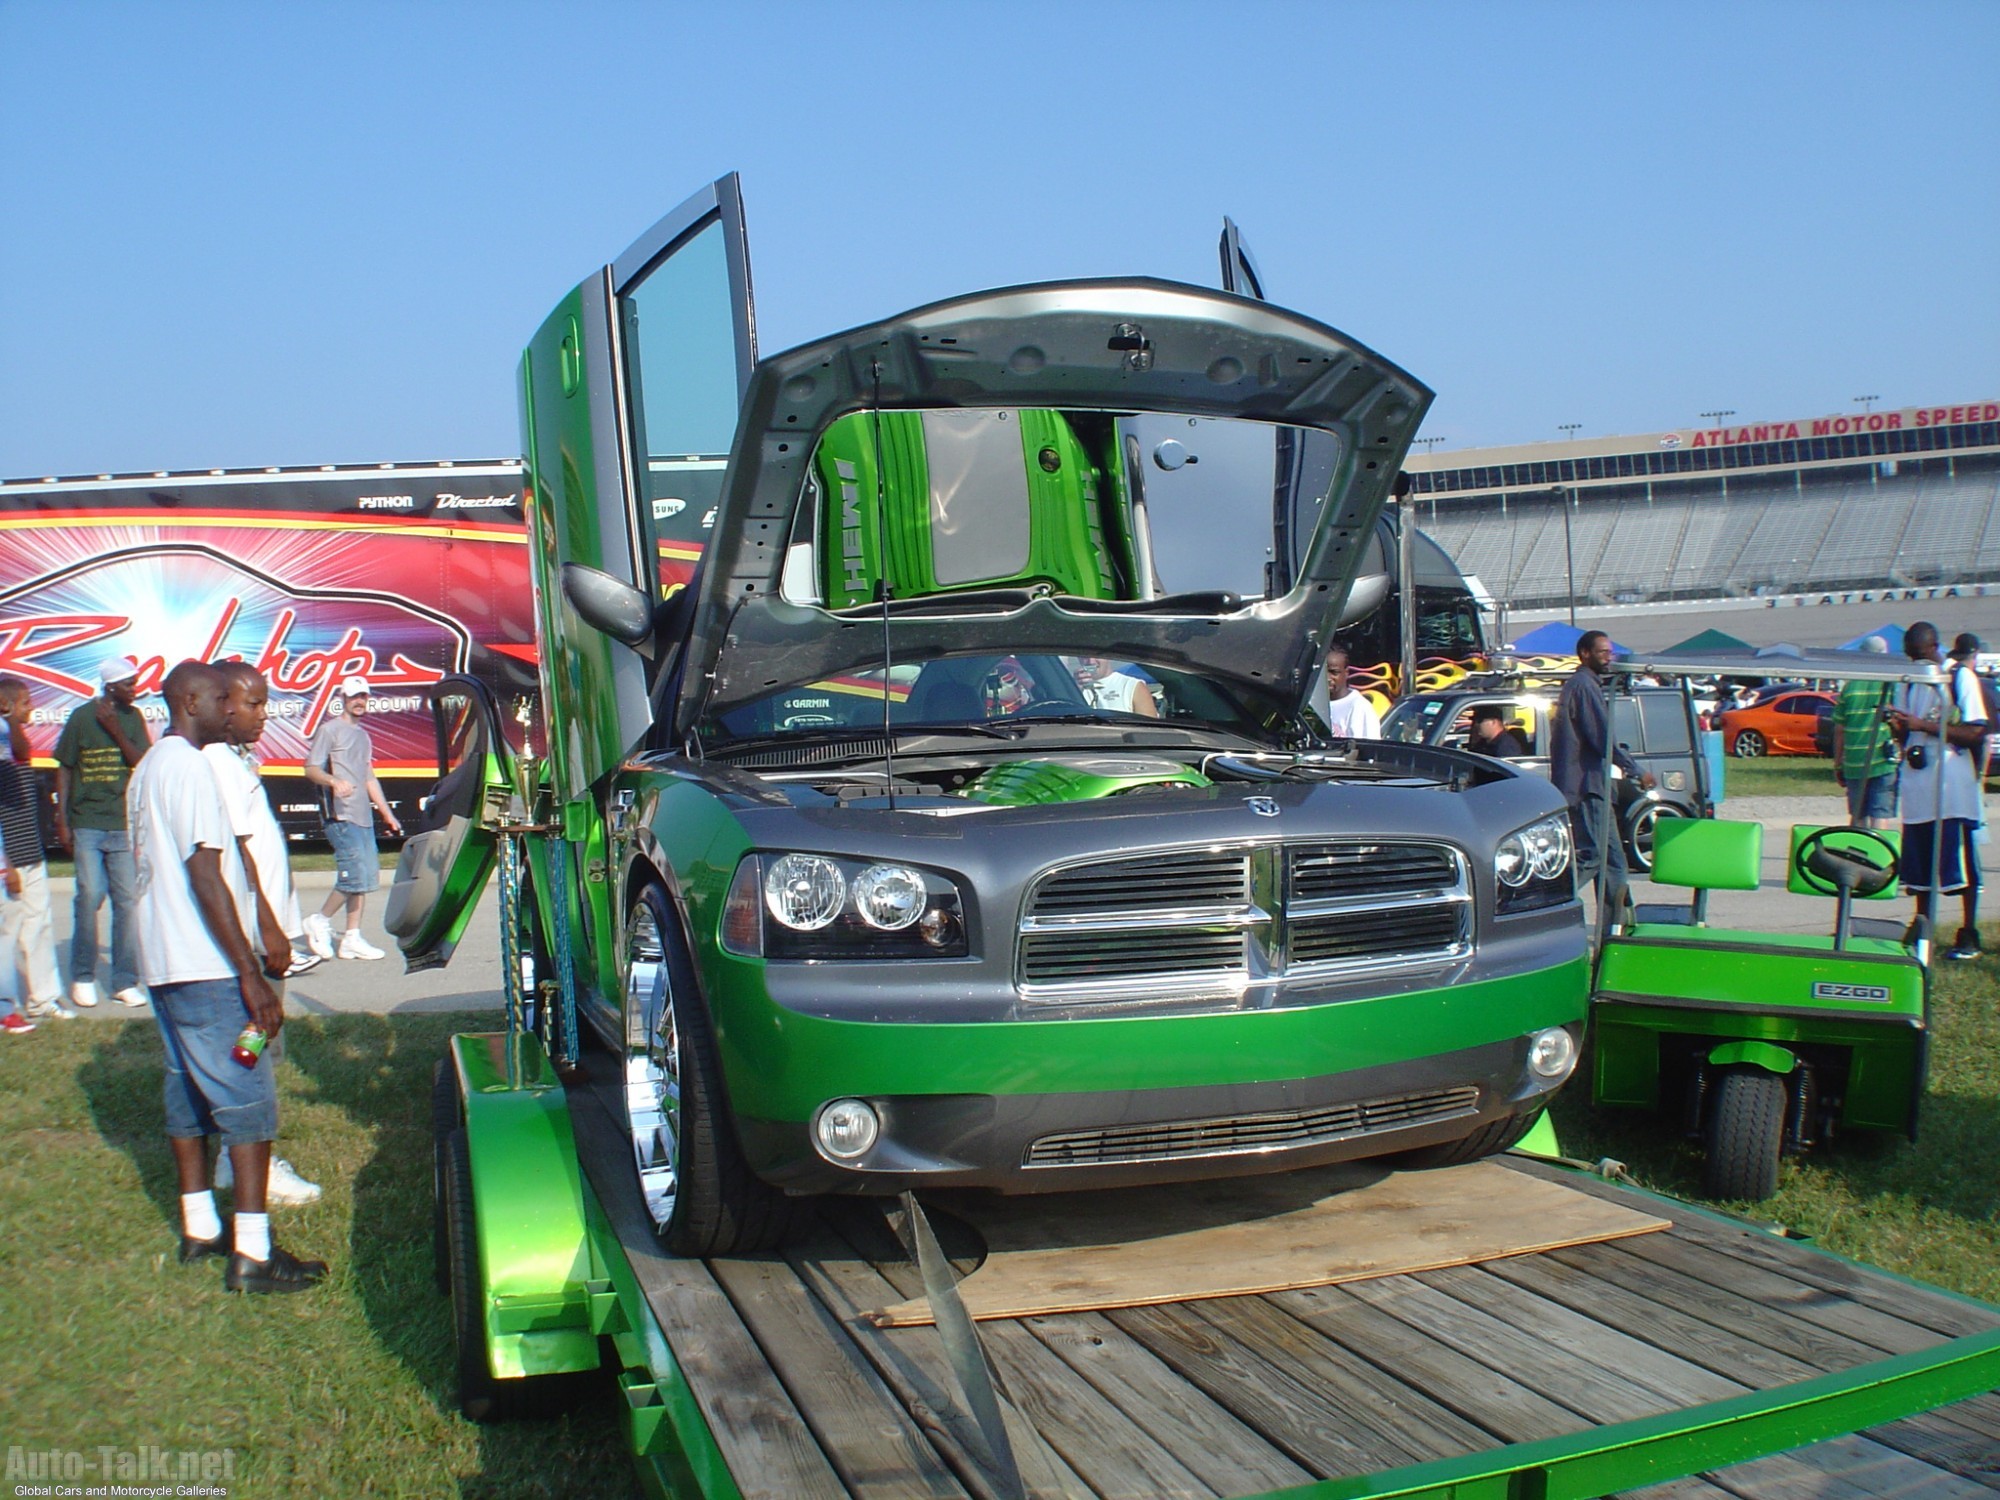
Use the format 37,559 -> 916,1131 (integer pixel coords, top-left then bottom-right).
1838,623 -> 1906,653
1663,627 -> 1751,653
1510,621 -> 1628,656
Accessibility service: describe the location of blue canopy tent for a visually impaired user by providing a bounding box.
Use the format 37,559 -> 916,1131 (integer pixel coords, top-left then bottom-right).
1838,623 -> 1906,653
1510,621 -> 1628,656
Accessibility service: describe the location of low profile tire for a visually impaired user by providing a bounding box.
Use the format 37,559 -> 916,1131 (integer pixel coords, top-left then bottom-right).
1703,1068 -> 1786,1201
1384,1107 -> 1543,1170
431,1058 -> 460,1295
624,884 -> 794,1257
445,1128 -> 590,1422
1624,802 -> 1664,875
1732,729 -> 1767,758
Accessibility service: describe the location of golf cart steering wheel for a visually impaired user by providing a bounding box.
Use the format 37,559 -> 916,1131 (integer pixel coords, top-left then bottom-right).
1792,826 -> 1899,900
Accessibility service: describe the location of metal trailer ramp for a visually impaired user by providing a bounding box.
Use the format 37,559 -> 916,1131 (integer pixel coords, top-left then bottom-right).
562,1061 -> 2000,1500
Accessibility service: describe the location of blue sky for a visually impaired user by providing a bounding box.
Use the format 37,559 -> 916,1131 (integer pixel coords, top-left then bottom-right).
3,0 -> 1995,479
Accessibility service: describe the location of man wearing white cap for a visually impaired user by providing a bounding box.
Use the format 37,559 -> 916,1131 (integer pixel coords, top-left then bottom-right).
301,677 -> 403,960
53,655 -> 152,1007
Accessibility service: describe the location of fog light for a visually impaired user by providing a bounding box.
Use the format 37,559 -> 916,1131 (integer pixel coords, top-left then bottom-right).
814,1098 -> 880,1161
1527,1026 -> 1578,1081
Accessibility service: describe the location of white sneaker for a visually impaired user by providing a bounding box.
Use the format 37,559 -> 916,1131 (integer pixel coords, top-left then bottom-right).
338,930 -> 386,961
112,987 -> 149,1008
70,981 -> 102,1009
25,999 -> 76,1020
216,1154 -> 323,1206
303,913 -> 335,960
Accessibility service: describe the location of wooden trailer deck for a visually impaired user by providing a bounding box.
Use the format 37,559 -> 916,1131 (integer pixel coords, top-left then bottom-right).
565,1070 -> 2000,1500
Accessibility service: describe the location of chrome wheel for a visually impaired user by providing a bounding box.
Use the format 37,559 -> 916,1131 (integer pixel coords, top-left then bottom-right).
623,896 -> 681,1231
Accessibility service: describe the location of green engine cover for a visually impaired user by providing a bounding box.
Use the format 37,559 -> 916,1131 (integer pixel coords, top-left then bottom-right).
960,756 -> 1211,805
814,408 -> 1123,608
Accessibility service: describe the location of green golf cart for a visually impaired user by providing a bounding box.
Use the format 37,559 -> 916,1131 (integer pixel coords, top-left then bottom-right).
1589,650 -> 1949,1200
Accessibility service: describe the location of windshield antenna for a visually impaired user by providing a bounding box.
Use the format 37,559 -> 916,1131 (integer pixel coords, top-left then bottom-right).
870,359 -> 896,809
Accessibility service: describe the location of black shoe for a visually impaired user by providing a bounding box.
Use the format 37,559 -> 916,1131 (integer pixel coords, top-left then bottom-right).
178,1225 -> 229,1264
224,1243 -> 329,1294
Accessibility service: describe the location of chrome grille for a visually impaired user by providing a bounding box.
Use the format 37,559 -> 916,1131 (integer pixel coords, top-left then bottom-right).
1022,927 -> 1245,984
1292,842 -> 1457,902
1029,849 -> 1248,918
1017,839 -> 1469,999
1023,1086 -> 1482,1167
1291,905 -> 1466,965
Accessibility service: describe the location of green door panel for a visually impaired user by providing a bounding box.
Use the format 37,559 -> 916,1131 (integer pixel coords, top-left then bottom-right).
521,287 -> 653,807
387,675 -> 512,972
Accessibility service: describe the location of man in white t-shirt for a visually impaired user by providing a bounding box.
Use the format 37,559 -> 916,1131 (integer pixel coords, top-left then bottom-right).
202,662 -> 323,1207
129,660 -> 327,1293
1889,621 -> 1989,960
1322,647 -> 1382,739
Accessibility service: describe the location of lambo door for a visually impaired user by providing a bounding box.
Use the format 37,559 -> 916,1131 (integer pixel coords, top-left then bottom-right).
385,675 -> 513,972
518,173 -> 757,805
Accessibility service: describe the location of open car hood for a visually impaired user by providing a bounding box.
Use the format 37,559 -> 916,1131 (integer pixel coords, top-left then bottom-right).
675,278 -> 1431,738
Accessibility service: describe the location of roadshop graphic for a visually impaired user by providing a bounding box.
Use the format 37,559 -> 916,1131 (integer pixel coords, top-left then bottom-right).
0,543 -> 467,769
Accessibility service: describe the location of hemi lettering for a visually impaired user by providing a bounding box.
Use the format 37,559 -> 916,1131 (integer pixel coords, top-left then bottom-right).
836,457 -> 867,594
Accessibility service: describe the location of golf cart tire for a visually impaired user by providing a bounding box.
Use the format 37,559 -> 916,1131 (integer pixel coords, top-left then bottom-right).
445,1127 -> 591,1423
1732,729 -> 1767,758
1703,1068 -> 1786,1201
1385,1107 -> 1543,1170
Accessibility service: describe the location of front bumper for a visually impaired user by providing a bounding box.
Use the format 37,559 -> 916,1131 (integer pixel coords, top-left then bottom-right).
725,978 -> 1584,1194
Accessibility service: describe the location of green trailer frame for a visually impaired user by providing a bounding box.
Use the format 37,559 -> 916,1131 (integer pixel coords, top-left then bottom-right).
432,831 -> 2000,1497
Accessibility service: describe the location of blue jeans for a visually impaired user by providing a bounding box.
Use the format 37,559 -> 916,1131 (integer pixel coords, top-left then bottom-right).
71,826 -> 139,992
1571,792 -> 1629,912
151,977 -> 279,1146
325,818 -> 380,895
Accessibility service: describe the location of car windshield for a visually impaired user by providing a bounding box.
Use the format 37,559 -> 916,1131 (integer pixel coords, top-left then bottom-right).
703,652 -> 1267,741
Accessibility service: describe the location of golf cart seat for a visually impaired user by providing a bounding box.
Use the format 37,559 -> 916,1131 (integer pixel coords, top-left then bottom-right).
1630,816 -> 1760,929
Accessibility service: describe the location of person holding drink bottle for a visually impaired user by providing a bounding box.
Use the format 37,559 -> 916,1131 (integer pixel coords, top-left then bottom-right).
127,660 -> 327,1293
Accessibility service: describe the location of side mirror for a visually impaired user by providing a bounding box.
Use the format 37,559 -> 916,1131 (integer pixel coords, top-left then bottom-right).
561,563 -> 653,648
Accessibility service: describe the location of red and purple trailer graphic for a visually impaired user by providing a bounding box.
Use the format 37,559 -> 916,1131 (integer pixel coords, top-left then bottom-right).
0,461 -> 539,838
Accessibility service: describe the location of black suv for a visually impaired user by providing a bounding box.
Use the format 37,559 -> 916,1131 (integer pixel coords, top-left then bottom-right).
1382,678 -> 1710,872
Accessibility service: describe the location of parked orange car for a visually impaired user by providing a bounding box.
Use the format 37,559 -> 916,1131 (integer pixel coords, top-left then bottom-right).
1720,689 -> 1835,757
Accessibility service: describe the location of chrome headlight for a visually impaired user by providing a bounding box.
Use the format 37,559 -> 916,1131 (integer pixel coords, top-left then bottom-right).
1496,813 -> 1574,913
723,854 -> 968,959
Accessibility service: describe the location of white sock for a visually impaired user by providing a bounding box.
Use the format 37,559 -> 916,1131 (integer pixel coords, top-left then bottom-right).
181,1191 -> 222,1242
234,1211 -> 271,1262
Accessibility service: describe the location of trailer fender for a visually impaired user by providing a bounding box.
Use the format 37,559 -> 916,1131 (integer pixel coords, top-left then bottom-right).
1706,1039 -> 1798,1075
448,1031 -> 598,1379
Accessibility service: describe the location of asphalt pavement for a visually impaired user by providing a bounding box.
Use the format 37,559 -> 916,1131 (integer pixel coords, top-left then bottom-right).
16,866 -> 505,1021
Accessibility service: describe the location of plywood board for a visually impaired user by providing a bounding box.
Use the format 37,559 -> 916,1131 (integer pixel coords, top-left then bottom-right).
866,1160 -> 1668,1327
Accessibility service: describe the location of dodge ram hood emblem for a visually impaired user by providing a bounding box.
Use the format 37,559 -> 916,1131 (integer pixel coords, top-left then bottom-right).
1247,797 -> 1281,818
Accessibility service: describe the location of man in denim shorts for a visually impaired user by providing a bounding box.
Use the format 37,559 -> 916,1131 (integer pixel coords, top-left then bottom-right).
129,660 -> 326,1292
301,676 -> 403,961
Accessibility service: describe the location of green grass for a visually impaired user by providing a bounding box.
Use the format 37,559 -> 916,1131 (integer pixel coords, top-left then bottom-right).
42,848 -> 343,880
1715,754 -> 1843,800
1554,935 -> 2000,1305
0,1013 -> 635,1498
4,974 -> 1995,1495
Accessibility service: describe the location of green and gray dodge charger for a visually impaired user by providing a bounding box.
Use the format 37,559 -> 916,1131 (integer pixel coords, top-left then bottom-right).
389,176 -> 1588,1255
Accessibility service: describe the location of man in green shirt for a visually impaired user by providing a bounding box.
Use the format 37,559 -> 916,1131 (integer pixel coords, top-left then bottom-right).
53,655 -> 152,1007
1831,636 -> 1899,830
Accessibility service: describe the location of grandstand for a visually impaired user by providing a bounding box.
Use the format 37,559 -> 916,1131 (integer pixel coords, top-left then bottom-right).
1406,401 -> 2000,611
